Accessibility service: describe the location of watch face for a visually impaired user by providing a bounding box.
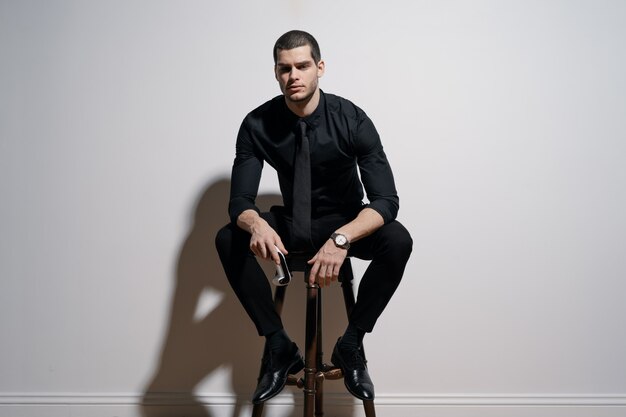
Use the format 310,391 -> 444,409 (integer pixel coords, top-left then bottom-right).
335,234 -> 347,246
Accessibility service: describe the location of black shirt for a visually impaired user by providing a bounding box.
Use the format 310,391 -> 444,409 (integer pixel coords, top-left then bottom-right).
228,90 -> 399,225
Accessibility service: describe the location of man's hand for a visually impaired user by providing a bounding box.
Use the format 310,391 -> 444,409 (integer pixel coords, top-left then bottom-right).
238,210 -> 287,265
307,239 -> 347,287
305,208 -> 384,287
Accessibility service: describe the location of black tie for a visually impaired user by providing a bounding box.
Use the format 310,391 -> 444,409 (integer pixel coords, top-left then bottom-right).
291,120 -> 311,250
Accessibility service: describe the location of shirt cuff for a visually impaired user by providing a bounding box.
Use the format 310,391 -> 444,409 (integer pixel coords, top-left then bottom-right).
365,198 -> 399,224
228,198 -> 260,225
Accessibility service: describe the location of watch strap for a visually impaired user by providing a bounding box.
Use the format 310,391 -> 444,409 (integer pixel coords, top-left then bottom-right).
330,232 -> 350,250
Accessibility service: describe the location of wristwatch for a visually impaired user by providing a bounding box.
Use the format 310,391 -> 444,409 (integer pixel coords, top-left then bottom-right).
330,232 -> 350,250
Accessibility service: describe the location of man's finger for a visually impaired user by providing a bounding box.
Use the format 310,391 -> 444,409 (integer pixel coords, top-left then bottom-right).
276,240 -> 288,256
319,265 -> 329,287
309,263 -> 319,285
317,271 -> 325,288
270,243 -> 282,264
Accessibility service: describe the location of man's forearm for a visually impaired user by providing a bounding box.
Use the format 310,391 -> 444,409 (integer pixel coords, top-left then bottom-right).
237,209 -> 287,262
334,207 -> 384,244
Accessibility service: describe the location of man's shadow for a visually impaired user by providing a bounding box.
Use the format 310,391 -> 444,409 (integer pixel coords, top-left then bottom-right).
140,178 -> 355,417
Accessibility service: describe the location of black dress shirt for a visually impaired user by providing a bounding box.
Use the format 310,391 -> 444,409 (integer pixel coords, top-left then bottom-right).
228,90 -> 399,225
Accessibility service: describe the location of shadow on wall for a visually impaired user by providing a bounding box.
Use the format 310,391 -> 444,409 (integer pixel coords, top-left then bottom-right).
139,178 -> 356,417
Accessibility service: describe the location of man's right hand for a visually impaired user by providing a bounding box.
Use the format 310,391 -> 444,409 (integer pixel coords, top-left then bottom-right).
237,209 -> 288,265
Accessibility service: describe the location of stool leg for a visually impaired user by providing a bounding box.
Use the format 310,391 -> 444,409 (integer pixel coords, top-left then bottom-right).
251,403 -> 264,417
315,372 -> 324,417
315,288 -> 324,416
316,287 -> 324,371
363,399 -> 376,417
303,280 -> 318,417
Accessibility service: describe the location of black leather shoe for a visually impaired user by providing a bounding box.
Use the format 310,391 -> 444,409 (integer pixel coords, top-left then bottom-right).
331,337 -> 375,400
252,342 -> 304,404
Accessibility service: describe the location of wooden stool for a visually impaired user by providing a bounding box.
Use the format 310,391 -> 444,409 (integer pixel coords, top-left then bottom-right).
252,254 -> 376,417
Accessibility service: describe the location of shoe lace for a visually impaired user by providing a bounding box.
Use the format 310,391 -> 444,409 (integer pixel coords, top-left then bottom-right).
262,346 -> 291,373
344,346 -> 367,370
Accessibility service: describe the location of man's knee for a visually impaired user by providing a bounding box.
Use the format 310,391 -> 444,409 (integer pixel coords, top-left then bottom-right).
380,221 -> 413,261
215,223 -> 248,258
214,224 -> 231,256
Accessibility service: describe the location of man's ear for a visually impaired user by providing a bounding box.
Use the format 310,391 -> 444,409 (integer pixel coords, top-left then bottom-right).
317,60 -> 325,78
274,65 -> 279,81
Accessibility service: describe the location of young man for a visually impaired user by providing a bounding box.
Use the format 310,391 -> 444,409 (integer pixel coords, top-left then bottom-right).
216,30 -> 412,404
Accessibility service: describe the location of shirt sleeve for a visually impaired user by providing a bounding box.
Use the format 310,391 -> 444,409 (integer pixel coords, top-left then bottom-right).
354,114 -> 399,224
228,120 -> 264,224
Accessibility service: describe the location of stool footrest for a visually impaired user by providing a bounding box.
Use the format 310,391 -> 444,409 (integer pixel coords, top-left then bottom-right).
285,366 -> 344,388
319,366 -> 344,380
286,375 -> 302,387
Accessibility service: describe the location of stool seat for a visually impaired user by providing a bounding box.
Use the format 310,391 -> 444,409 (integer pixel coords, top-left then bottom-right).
251,254 -> 376,417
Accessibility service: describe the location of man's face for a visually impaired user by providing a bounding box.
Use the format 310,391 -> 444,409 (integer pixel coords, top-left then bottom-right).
274,45 -> 325,104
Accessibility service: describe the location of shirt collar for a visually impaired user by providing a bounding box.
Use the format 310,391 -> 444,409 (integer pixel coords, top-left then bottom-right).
279,90 -> 325,129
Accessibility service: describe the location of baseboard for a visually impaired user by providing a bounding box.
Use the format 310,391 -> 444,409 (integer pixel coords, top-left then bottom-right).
1,392 -> 625,417
2,392 -> 626,405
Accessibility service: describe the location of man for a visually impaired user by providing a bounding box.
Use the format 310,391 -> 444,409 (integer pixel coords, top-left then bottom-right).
215,30 -> 412,404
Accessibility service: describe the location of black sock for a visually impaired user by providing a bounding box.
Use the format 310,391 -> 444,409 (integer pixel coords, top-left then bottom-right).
340,322 -> 365,350
266,328 -> 291,352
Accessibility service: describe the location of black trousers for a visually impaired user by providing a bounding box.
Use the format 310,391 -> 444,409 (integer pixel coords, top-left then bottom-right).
215,209 -> 413,336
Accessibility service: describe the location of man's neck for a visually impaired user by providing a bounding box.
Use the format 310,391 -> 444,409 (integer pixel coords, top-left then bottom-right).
285,88 -> 321,118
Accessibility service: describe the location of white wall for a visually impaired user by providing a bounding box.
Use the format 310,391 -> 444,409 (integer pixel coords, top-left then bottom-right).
1,1 -> 625,416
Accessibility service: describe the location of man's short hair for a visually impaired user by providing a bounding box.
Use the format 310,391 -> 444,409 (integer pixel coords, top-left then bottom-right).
273,30 -> 321,64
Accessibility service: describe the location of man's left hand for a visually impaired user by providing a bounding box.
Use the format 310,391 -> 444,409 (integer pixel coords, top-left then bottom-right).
307,239 -> 347,287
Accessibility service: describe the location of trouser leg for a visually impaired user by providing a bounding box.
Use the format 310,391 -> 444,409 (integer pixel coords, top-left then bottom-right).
216,211 -> 412,336
347,220 -> 413,332
215,216 -> 283,336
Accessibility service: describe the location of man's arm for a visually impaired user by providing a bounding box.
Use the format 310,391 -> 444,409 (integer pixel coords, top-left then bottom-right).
229,120 -> 287,265
307,207 -> 384,287
228,120 -> 264,223
308,110 -> 398,287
